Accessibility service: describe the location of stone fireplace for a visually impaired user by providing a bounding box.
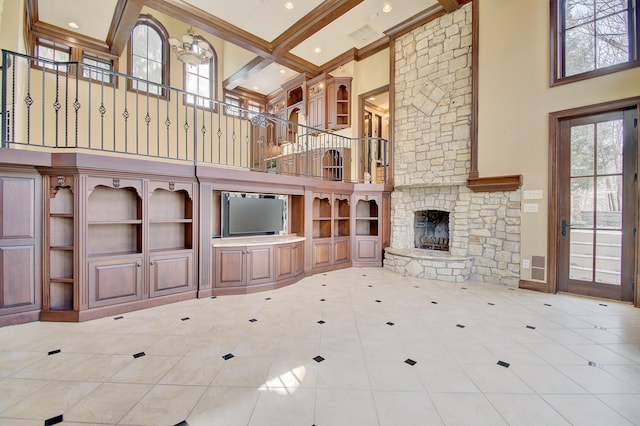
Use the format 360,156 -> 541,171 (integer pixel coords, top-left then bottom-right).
383,4 -> 521,286
414,210 -> 449,251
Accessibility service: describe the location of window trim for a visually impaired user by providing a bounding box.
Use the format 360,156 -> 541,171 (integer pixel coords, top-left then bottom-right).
127,14 -> 170,98
222,88 -> 267,118
182,38 -> 218,112
550,0 -> 640,86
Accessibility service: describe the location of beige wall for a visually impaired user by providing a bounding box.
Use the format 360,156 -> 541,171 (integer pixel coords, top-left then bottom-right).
0,0 -> 25,53
477,0 -> 640,281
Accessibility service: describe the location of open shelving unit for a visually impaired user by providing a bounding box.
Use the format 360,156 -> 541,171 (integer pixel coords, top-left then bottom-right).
47,177 -> 75,311
334,196 -> 350,237
356,198 -> 379,236
149,188 -> 193,252
312,195 -> 332,239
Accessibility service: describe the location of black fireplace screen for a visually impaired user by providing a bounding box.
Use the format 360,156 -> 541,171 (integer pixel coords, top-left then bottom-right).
414,210 -> 449,251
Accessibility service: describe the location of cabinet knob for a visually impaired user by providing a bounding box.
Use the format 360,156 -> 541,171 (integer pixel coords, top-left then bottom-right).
150,262 -> 154,265
136,263 -> 141,267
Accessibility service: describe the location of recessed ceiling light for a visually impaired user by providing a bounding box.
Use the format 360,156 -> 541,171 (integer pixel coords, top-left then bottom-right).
369,97 -> 376,101
314,47 -> 322,54
279,69 -> 286,74
382,4 -> 392,13
67,21 -> 80,29
284,2 -> 294,9
253,86 -> 259,90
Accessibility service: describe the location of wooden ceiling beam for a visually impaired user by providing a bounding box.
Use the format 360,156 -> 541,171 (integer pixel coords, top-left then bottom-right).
437,0 -> 461,13
143,0 -> 273,58
107,0 -> 144,56
271,0 -> 363,56
223,56 -> 273,91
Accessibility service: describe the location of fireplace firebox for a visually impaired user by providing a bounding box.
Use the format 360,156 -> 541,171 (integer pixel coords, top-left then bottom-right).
414,210 -> 449,251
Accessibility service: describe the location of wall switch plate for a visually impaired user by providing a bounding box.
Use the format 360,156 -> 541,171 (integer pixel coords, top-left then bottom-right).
522,259 -> 530,269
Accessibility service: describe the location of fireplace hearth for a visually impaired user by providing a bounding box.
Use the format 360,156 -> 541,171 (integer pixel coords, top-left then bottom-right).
414,210 -> 449,251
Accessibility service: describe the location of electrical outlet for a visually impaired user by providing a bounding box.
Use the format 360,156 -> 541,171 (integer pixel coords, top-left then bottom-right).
522,259 -> 530,269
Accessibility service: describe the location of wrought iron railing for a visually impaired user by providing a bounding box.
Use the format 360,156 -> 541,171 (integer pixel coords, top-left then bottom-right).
0,50 -> 388,183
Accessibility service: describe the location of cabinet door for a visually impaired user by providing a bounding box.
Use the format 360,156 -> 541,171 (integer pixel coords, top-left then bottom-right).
312,239 -> 332,269
355,237 -> 381,263
215,247 -> 245,288
149,251 -> 193,297
247,245 -> 274,285
88,255 -> 143,308
275,244 -> 294,281
334,237 -> 350,264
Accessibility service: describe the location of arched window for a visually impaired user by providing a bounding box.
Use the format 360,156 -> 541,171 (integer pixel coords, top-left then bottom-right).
128,15 -> 169,96
184,39 -> 217,110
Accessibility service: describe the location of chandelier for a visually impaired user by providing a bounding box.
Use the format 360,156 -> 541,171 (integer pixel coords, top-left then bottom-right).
168,29 -> 213,66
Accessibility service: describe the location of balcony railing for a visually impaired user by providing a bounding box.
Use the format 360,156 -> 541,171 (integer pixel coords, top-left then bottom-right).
0,50 -> 389,184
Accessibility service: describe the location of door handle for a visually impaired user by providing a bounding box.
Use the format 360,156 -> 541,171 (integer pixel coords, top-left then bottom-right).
561,219 -> 568,236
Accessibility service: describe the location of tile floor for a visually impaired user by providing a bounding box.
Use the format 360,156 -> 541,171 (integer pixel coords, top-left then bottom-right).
1,267 -> 639,425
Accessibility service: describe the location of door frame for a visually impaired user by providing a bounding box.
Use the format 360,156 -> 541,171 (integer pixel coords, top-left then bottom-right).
548,96 -> 640,306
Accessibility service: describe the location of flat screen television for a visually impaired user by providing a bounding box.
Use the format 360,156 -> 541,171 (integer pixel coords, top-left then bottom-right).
221,192 -> 287,238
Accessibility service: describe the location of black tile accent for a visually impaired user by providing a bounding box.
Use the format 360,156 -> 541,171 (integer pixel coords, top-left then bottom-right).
320,298 -> 326,302
323,273 -> 327,276
174,421 -> 189,426
544,303 -> 552,306
599,303 -> 607,307
48,349 -> 61,356
114,316 -> 124,320
317,320 -> 326,324
133,352 -> 145,359
456,324 -> 465,328
461,287 -> 467,290
210,296 -> 217,299
313,355 -> 325,363
362,274 -> 367,276
375,300 -> 382,303
508,288 -> 515,291
322,284 -> 327,287
588,361 -> 604,368
497,360 -> 510,368
249,318 -> 258,322
44,414 -> 63,425
386,322 -> 395,326
526,325 -> 536,330
488,303 -> 495,306
222,353 -> 234,361
414,285 -> 420,288
181,317 -> 190,321
404,358 -> 417,366
431,301 -> 438,304
368,285 -> 373,287
265,297 -> 272,300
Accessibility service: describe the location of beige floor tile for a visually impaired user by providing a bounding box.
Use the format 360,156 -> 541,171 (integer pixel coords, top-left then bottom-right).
373,390 -> 443,426
158,355 -> 225,386
63,382 -> 151,424
542,394 -> 633,425
315,388 -> 378,426
0,378 -> 49,413
110,355 -> 180,384
429,393 -> 508,426
118,384 -> 206,426
187,386 -> 260,426
486,393 -> 571,425
248,387 -> 315,426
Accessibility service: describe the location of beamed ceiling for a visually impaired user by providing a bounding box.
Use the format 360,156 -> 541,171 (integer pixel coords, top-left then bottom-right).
26,0 -> 469,95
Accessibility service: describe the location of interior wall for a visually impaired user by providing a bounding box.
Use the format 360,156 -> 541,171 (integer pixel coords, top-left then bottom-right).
0,0 -> 25,53
476,0 -> 640,282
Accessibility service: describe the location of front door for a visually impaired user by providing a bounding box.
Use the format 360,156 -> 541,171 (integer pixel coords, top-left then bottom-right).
558,109 -> 637,301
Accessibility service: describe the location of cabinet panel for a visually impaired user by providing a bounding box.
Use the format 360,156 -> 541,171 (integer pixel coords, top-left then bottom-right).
355,238 -> 381,262
275,244 -> 294,280
88,256 -> 143,308
293,242 -> 304,275
149,252 -> 193,297
247,246 -> 274,285
215,248 -> 245,287
0,246 -> 35,307
0,178 -> 34,238
334,238 -> 350,264
312,240 -> 332,269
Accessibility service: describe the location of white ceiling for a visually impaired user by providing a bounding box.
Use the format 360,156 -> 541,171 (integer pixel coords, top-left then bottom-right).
35,0 -> 441,98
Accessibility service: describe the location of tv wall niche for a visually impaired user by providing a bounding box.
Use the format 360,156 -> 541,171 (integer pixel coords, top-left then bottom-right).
221,192 -> 288,238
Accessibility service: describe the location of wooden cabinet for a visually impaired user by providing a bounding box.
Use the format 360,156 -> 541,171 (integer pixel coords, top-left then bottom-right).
311,193 -> 351,270
327,77 -> 352,130
88,254 -> 143,308
352,193 -> 382,266
149,251 -> 193,297
213,239 -> 304,294
307,74 -> 326,130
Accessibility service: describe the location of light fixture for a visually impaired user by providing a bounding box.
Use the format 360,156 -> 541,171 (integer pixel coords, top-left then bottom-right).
382,4 -> 392,13
284,2 -> 294,9
168,28 -> 213,66
253,86 -> 260,90
314,47 -> 322,54
369,96 -> 376,101
279,69 -> 286,74
67,22 -> 80,29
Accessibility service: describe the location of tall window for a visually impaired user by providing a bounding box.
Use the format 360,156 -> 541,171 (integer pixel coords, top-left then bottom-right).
128,15 -> 169,96
552,0 -> 640,84
184,40 -> 217,109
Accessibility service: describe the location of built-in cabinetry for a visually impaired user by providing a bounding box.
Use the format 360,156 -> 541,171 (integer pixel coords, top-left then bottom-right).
352,194 -> 382,265
311,193 -> 350,271
326,77 -> 352,130
213,238 -> 304,295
